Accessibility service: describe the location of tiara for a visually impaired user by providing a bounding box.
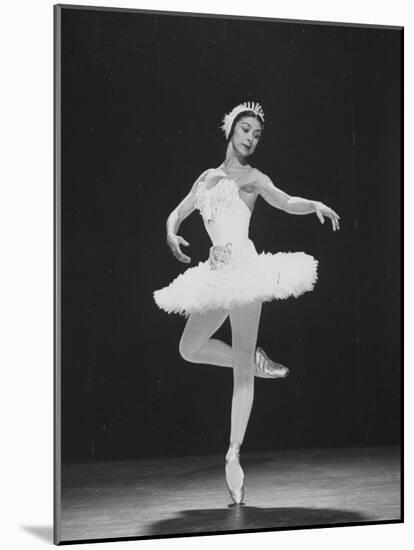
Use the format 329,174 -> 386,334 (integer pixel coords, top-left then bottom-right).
220,101 -> 265,140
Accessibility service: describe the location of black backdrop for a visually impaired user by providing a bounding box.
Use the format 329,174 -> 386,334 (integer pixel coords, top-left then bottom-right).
59,7 -> 401,462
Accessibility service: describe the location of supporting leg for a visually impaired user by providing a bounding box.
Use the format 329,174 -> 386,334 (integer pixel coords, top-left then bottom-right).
228,301 -> 262,446
224,301 -> 262,504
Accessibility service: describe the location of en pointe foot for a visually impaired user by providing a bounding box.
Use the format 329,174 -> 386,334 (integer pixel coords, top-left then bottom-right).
225,443 -> 244,504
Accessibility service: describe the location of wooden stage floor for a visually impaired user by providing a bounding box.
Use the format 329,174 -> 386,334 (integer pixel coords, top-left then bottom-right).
59,445 -> 401,543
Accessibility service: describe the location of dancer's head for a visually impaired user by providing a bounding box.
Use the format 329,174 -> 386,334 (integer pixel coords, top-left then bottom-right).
221,102 -> 264,158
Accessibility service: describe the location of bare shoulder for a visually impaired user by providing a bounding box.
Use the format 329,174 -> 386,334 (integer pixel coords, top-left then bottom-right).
189,168 -> 213,193
248,168 -> 290,210
250,167 -> 269,182
249,168 -> 272,192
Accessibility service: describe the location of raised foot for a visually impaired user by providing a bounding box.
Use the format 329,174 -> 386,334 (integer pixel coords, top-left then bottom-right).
255,347 -> 289,379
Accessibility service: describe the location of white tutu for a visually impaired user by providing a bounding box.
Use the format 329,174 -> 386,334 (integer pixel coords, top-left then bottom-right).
154,172 -> 318,317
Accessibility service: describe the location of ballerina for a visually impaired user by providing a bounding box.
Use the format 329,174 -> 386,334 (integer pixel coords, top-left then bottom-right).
153,101 -> 340,504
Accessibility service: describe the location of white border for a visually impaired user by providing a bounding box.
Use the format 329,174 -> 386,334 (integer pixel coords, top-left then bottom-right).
1,1 -> 409,548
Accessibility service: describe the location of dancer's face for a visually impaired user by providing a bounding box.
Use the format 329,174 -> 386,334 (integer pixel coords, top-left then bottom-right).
231,116 -> 262,158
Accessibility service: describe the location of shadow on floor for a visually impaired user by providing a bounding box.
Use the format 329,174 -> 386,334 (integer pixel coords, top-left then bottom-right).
146,506 -> 370,535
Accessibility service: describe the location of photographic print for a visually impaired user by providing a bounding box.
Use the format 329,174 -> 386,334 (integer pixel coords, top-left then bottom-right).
54,4 -> 402,545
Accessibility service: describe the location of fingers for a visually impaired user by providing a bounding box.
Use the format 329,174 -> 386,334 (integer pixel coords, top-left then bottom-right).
173,250 -> 191,263
330,213 -> 340,231
172,245 -> 191,263
178,250 -> 191,263
333,211 -> 340,231
177,236 -> 190,246
326,211 -> 340,231
315,207 -> 325,224
168,235 -> 191,262
316,205 -> 341,231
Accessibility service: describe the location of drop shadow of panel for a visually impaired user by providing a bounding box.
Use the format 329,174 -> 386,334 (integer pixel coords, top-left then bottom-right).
146,506 -> 370,536
20,525 -> 53,543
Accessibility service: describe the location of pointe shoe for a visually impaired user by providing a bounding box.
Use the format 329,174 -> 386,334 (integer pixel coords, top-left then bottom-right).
255,347 -> 289,379
225,443 -> 244,504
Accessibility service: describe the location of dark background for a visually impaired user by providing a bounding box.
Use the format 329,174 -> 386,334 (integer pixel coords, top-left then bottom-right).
59,7 -> 401,462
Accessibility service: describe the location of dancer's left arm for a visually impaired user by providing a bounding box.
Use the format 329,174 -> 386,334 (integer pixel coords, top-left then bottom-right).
254,171 -> 340,232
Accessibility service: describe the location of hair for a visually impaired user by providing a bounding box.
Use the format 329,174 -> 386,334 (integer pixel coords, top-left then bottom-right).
227,110 -> 264,142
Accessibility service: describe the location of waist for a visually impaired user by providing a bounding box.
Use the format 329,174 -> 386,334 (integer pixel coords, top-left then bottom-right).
207,239 -> 257,270
204,220 -> 250,245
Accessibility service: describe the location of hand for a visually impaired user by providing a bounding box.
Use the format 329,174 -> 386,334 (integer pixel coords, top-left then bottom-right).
167,233 -> 191,263
314,201 -> 340,231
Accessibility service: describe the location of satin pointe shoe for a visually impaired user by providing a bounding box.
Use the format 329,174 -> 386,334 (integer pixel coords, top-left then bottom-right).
255,347 -> 289,379
225,443 -> 244,504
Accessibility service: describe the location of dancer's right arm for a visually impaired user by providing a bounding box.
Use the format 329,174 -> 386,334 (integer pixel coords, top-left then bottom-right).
166,169 -> 211,264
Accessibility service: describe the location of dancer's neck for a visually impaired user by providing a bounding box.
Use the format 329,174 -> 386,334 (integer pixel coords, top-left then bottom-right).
220,160 -> 250,170
222,141 -> 250,170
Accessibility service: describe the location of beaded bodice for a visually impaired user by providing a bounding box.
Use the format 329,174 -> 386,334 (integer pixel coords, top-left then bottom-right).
194,171 -> 252,247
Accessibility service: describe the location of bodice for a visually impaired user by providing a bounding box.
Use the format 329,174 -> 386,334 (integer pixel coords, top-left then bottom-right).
194,175 -> 252,247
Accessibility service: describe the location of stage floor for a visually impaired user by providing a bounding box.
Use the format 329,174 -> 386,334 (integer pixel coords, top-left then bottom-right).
58,445 -> 401,543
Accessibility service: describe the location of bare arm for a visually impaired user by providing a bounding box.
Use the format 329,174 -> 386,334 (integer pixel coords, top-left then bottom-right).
165,169 -> 211,263
254,171 -> 340,231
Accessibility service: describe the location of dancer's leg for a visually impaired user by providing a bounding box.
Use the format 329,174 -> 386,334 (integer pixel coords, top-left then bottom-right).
224,301 -> 262,504
179,308 -> 233,367
179,305 -> 285,378
228,301 -> 262,446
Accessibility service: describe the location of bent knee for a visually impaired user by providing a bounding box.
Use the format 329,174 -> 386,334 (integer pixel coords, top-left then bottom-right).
178,340 -> 199,363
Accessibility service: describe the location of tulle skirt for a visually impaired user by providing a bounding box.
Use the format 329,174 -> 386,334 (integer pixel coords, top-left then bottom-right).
153,239 -> 318,317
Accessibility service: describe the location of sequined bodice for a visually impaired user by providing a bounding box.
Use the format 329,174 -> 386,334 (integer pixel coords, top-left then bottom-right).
194,173 -> 252,247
